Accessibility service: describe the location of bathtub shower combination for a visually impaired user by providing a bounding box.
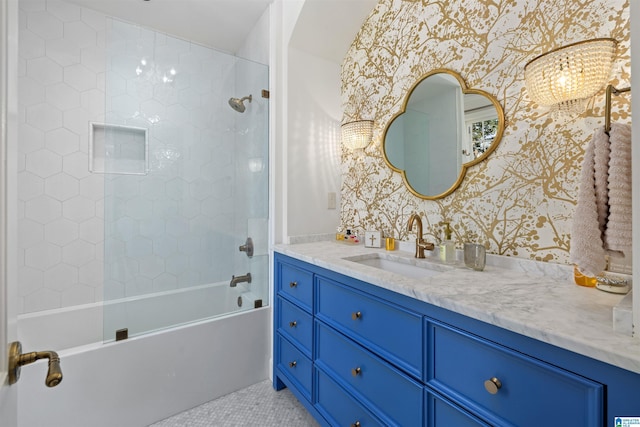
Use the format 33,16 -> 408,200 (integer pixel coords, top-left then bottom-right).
16,6 -> 269,427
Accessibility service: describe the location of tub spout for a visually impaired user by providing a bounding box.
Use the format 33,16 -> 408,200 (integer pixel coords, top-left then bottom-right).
230,273 -> 252,287
46,356 -> 63,387
8,341 -> 63,387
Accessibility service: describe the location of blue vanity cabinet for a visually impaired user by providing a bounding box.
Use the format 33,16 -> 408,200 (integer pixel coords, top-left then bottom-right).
315,369 -> 385,426
273,252 -> 640,427
273,256 -> 323,422
315,321 -> 423,426
425,391 -> 491,427
426,319 -> 603,426
315,275 -> 423,379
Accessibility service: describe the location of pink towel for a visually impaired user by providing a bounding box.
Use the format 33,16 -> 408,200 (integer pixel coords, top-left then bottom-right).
593,128 -> 611,236
605,123 -> 632,255
570,129 -> 609,276
570,123 -> 633,277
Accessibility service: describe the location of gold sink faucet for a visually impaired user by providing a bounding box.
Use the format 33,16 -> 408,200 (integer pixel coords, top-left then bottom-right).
407,213 -> 435,258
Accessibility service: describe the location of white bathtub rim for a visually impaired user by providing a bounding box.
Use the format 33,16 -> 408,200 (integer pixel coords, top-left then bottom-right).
18,281 -> 266,353
56,305 -> 270,358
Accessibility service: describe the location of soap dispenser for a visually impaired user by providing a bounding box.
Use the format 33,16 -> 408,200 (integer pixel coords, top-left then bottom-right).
439,222 -> 455,263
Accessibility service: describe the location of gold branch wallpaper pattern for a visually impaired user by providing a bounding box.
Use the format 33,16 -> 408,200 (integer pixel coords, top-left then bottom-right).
340,0 -> 630,264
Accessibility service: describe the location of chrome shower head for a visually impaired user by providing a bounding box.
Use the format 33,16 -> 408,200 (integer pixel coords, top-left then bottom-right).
228,95 -> 252,113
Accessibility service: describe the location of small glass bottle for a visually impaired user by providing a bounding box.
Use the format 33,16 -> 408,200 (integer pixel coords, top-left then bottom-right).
439,222 -> 455,263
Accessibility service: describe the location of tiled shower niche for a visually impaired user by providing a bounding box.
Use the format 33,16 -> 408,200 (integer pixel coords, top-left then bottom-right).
89,122 -> 149,175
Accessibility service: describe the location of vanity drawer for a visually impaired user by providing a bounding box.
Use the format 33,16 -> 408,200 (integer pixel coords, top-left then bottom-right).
315,368 -> 384,427
316,276 -> 423,378
316,321 -> 423,427
425,391 -> 490,427
426,320 -> 603,427
276,296 -> 313,356
277,260 -> 313,312
276,334 -> 312,401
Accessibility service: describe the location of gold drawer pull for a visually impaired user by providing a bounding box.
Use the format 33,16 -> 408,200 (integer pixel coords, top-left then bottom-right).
289,281 -> 298,288
484,377 -> 502,394
289,361 -> 297,368
351,311 -> 362,320
351,367 -> 361,377
351,422 -> 361,427
289,321 -> 297,328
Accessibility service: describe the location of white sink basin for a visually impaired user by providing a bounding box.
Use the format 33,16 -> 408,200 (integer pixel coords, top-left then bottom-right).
344,253 -> 452,279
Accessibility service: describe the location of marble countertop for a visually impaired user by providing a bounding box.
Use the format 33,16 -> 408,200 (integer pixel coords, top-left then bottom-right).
273,241 -> 640,375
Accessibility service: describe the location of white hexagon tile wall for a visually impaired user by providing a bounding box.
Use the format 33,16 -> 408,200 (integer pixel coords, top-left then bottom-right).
18,0 -> 246,314
19,1 -> 108,313
340,0 -> 630,265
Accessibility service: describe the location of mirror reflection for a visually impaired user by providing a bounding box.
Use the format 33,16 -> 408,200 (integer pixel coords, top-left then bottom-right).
383,69 -> 504,199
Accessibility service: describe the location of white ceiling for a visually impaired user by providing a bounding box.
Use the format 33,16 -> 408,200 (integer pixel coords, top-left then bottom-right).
65,0 -> 274,54
66,0 -> 378,63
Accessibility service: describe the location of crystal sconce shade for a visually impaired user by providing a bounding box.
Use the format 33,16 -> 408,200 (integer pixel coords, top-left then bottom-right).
524,38 -> 617,112
341,120 -> 374,150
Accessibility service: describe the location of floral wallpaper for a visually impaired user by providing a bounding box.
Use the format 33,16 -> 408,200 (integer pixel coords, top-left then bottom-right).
340,0 -> 630,264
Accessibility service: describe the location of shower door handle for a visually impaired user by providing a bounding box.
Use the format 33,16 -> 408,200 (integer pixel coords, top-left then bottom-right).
239,237 -> 254,258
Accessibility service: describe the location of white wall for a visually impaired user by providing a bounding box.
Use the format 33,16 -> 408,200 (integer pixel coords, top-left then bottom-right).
271,0 -> 343,243
274,0 -> 376,242
286,47 -> 341,238
1,0 -> 20,425
237,5 -> 270,65
270,0 -> 302,244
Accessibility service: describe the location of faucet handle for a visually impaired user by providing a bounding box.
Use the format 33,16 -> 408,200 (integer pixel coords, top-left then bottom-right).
418,240 -> 435,251
239,237 -> 254,258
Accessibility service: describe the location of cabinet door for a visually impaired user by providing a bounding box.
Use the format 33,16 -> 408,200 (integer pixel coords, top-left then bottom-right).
426,320 -> 603,427
316,321 -> 423,426
276,296 -> 313,357
316,276 -> 423,378
276,258 -> 314,312
276,334 -> 313,401
426,391 -> 490,427
316,369 -> 384,427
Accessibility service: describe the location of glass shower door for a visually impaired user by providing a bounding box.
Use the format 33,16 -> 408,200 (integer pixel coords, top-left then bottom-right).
100,19 -> 269,342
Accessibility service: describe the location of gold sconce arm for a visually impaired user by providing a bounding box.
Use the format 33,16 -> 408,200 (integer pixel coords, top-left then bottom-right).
605,84 -> 631,134
8,341 -> 63,387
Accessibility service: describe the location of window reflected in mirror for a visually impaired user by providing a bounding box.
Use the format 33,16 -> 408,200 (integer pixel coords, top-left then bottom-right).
383,69 -> 504,200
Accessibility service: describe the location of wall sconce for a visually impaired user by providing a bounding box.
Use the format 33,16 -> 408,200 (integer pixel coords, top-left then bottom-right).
341,120 -> 373,150
524,38 -> 617,112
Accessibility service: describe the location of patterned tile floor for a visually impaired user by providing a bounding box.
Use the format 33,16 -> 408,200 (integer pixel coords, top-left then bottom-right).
149,380 -> 319,427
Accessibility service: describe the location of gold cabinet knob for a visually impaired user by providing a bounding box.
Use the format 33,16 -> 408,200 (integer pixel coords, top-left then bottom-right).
484,377 -> 502,394
351,367 -> 362,377
351,422 -> 361,427
289,281 -> 298,288
351,311 -> 362,320
289,321 -> 297,328
289,361 -> 297,368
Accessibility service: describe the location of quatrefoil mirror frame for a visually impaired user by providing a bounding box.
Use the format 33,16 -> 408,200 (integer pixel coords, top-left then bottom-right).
382,69 -> 505,200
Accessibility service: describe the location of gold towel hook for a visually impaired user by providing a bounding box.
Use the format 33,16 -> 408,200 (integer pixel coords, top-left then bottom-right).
605,84 -> 631,134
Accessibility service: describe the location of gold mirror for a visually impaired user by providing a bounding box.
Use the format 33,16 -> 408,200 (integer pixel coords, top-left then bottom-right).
383,69 -> 504,199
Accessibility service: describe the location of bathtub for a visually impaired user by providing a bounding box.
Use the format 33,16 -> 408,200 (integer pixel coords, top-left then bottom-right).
16,282 -> 271,427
